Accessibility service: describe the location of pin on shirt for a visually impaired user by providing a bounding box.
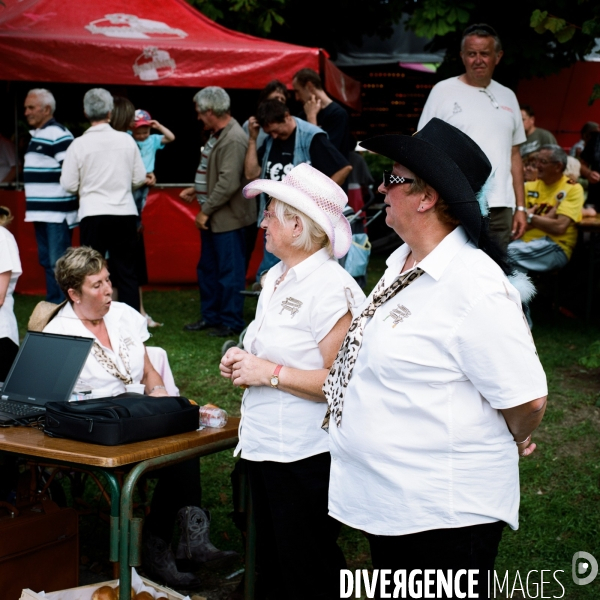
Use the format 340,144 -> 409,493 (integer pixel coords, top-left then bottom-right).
384,304 -> 411,327
280,297 -> 302,318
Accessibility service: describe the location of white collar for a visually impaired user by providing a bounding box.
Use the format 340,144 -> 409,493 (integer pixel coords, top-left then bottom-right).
386,226 -> 471,284
290,248 -> 332,282
83,123 -> 113,134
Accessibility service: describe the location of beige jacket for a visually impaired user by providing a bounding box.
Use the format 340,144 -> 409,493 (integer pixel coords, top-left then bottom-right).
201,118 -> 256,233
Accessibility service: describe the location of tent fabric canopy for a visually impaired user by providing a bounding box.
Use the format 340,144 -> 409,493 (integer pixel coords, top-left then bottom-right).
0,0 -> 326,91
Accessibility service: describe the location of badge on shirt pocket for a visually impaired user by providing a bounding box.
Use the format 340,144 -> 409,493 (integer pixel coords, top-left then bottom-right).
280,297 -> 302,318
384,304 -> 411,327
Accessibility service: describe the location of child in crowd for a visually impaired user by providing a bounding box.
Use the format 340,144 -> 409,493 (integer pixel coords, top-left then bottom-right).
131,110 -> 175,327
131,109 -> 175,213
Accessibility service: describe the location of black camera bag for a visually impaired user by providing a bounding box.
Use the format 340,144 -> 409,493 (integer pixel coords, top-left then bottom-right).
43,394 -> 199,446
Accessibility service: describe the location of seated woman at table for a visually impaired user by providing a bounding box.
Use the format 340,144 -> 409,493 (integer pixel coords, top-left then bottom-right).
220,163 -> 366,600
43,246 -> 234,587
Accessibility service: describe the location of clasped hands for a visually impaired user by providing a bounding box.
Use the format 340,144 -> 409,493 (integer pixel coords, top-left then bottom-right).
220,347 -> 273,388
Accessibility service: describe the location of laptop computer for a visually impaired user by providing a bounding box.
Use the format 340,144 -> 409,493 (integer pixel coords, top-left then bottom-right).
0,332 -> 93,424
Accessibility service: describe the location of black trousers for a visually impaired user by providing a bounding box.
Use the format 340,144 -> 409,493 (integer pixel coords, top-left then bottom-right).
144,458 -> 202,543
80,215 -> 140,311
368,521 -> 505,600
247,453 -> 346,600
0,337 -> 18,382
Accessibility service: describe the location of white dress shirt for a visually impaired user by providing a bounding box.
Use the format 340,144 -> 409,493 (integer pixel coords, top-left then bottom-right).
60,123 -> 147,220
0,227 -> 22,346
328,227 -> 548,535
43,301 -> 149,397
235,248 -> 366,463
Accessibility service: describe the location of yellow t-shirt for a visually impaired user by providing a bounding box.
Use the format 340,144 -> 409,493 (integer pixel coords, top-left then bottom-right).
522,175 -> 584,259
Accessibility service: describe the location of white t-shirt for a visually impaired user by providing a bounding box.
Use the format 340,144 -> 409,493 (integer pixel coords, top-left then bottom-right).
60,124 -> 147,221
418,77 -> 526,209
235,248 -> 366,463
43,301 -> 149,397
327,227 -> 547,535
0,227 -> 22,346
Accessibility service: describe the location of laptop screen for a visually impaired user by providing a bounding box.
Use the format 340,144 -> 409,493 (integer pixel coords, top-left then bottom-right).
1,332 -> 93,405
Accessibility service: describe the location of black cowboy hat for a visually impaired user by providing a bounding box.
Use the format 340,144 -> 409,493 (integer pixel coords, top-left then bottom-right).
360,118 -> 492,245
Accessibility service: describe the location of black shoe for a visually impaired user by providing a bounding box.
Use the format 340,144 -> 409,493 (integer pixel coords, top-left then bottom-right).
209,325 -> 241,338
183,319 -> 218,332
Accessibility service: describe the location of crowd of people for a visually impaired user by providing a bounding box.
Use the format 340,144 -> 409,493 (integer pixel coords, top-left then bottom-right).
0,20 -> 597,600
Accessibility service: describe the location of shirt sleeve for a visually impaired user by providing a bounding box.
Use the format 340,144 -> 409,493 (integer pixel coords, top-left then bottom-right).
308,134 -> 349,177
59,142 -> 81,194
53,134 -> 74,165
122,302 -> 150,343
131,141 -> 148,189
450,291 -> 548,409
152,134 -> 165,152
0,230 -> 15,273
202,136 -> 248,216
310,267 -> 354,343
510,94 -> 527,146
557,184 -> 584,223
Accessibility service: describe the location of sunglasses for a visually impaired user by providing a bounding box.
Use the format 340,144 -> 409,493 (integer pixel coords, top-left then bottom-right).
383,171 -> 415,188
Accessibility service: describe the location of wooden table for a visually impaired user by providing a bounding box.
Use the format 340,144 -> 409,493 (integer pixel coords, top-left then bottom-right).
0,419 -> 255,599
577,216 -> 600,322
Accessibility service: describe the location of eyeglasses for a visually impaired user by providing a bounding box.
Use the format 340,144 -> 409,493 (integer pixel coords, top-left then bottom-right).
535,158 -> 558,166
262,210 -> 277,221
383,171 -> 415,188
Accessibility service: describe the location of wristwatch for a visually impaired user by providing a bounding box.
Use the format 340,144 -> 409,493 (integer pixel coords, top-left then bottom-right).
516,206 -> 527,213
270,364 -> 283,388
527,213 -> 534,225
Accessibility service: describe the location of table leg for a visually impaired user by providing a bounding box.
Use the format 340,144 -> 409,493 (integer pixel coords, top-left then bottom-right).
118,439 -> 238,600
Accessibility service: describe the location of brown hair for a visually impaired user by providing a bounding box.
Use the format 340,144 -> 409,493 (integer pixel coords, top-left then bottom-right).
293,68 -> 323,90
408,175 -> 460,227
111,97 -> 135,132
54,246 -> 106,302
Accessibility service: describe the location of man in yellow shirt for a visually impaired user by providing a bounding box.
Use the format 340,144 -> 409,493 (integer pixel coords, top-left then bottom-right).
508,145 -> 584,273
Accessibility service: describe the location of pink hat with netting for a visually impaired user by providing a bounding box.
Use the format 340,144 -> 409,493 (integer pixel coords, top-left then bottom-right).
243,163 -> 352,259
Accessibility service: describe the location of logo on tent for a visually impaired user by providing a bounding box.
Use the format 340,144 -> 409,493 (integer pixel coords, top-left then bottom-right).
133,47 -> 177,81
86,14 -> 187,39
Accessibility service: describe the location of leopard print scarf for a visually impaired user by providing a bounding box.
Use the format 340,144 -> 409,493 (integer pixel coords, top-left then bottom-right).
91,334 -> 133,385
322,267 -> 425,430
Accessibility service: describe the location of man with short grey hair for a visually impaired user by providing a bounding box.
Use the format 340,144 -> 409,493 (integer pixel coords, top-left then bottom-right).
508,144 -> 584,274
24,88 -> 77,303
180,87 -> 256,336
418,23 -> 527,252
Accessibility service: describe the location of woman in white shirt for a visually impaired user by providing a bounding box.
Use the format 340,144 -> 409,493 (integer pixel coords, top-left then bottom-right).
323,118 -> 548,600
220,163 -> 365,600
0,207 -> 22,381
43,246 -> 234,587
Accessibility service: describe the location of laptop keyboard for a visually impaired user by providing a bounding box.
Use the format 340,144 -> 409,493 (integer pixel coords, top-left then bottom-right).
0,401 -> 44,416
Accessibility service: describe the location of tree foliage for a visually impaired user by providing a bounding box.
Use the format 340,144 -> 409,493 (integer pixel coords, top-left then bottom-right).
187,0 -> 404,58
187,0 -> 599,88
402,0 -> 599,86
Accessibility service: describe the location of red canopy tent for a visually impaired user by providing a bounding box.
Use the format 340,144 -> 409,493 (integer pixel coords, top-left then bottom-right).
0,0 -> 361,293
0,0 -> 360,105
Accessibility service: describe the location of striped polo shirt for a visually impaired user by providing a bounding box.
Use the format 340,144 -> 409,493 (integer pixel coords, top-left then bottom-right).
24,118 -> 78,225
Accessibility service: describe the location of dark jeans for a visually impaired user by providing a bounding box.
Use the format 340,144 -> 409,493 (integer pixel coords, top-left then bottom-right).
33,221 -> 72,303
144,458 -> 202,543
247,453 -> 346,600
197,227 -> 246,332
80,215 -> 140,311
368,521 -> 506,600
0,337 -> 18,382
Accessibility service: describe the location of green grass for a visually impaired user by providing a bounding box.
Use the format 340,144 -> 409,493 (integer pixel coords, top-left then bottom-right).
13,256 -> 600,597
